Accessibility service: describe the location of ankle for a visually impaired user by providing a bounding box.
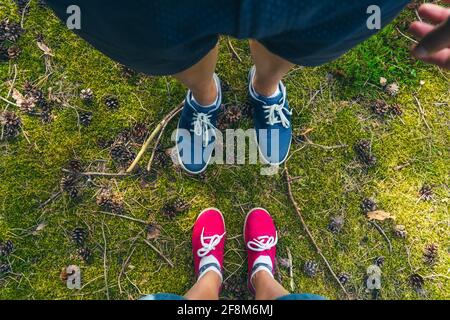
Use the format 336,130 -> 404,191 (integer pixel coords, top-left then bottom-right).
252,75 -> 280,98
191,77 -> 218,106
199,270 -> 222,289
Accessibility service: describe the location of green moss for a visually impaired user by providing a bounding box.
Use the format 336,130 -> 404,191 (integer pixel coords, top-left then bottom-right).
1,3 -> 449,300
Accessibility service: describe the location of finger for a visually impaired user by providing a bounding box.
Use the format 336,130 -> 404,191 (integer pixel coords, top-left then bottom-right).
408,21 -> 434,39
414,48 -> 450,69
418,3 -> 450,24
413,17 -> 450,57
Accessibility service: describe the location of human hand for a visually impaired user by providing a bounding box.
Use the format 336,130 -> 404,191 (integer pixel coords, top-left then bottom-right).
409,1 -> 450,69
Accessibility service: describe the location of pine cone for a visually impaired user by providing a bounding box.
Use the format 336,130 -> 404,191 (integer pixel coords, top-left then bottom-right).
390,103 -> 403,116
79,111 -> 93,126
0,240 -> 14,256
104,95 -> 119,109
338,273 -> 350,285
96,188 -> 124,214
110,143 -> 135,167
80,88 -> 94,103
66,159 -> 83,173
385,83 -> 399,96
303,261 -> 318,277
120,65 -> 137,79
173,198 -> 190,212
374,256 -> 385,267
361,198 -> 377,213
60,174 -> 79,198
354,140 -> 377,167
0,111 -> 21,139
7,45 -> 21,59
328,216 -> 344,234
130,123 -> 148,144
77,247 -> 92,263
419,185 -> 433,201
71,227 -> 87,246
423,243 -> 438,265
146,224 -> 161,240
393,225 -> 408,238
371,100 -> 389,116
0,18 -> 24,43
409,273 -> 424,290
153,150 -> 171,168
161,203 -> 177,219
0,263 -> 11,276
223,105 -> 242,124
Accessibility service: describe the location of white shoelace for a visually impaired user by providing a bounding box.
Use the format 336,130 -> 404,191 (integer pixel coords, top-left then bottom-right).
191,112 -> 216,147
262,84 -> 291,128
197,228 -> 226,258
263,103 -> 292,128
247,233 -> 278,252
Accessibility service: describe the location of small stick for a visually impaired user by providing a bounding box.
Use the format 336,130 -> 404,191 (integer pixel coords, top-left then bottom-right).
287,247 -> 295,292
146,105 -> 182,171
95,211 -> 148,224
285,164 -> 352,299
370,221 -> 393,253
143,239 -> 174,268
101,224 -> 110,300
62,168 -> 129,177
127,103 -> 183,173
227,37 -> 243,63
39,191 -> 62,209
413,95 -> 431,131
0,96 -> 19,107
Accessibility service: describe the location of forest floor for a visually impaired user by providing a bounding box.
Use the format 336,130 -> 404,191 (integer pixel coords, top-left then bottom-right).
0,1 -> 449,300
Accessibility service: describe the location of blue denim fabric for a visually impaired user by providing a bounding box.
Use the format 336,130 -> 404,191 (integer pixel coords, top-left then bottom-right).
46,1 -> 409,75
141,293 -> 325,300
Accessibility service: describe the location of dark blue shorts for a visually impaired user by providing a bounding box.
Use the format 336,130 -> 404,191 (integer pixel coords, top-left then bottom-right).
47,0 -> 409,75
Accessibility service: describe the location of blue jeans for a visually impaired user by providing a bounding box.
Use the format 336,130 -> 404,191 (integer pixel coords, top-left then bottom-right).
140,293 -> 326,300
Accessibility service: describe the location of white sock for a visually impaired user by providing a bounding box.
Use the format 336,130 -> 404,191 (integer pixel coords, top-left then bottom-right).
198,255 -> 222,282
250,255 -> 273,285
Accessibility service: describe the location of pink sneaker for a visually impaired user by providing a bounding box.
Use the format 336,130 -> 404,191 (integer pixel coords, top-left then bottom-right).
244,208 -> 278,295
192,208 -> 226,283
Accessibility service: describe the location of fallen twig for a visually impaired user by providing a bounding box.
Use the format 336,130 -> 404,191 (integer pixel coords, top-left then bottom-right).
413,95 -> 431,131
146,104 -> 182,171
95,211 -> 148,224
369,221 -> 393,253
39,191 -> 62,209
143,239 -> 174,268
227,37 -> 243,63
62,168 -> 129,177
285,164 -> 352,299
286,247 -> 295,292
101,224 -> 110,300
127,103 -> 183,173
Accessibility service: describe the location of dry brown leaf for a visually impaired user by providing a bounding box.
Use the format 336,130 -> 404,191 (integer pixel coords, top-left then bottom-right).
11,88 -> 26,105
367,210 -> 394,221
37,41 -> 54,57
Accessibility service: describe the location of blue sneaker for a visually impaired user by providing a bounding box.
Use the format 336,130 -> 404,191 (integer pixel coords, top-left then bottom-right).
175,74 -> 222,174
248,66 -> 292,165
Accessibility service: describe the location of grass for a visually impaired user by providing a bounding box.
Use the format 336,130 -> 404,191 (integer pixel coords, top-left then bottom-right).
0,1 -> 449,300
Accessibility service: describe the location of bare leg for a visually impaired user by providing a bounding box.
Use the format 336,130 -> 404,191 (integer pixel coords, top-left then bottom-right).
253,270 -> 289,300
184,271 -> 222,300
173,45 -> 219,106
249,40 -> 294,97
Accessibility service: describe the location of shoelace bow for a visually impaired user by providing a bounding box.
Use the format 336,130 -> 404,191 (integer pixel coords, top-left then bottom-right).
262,86 -> 292,128
247,233 -> 278,252
191,112 -> 217,147
197,228 -> 226,258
